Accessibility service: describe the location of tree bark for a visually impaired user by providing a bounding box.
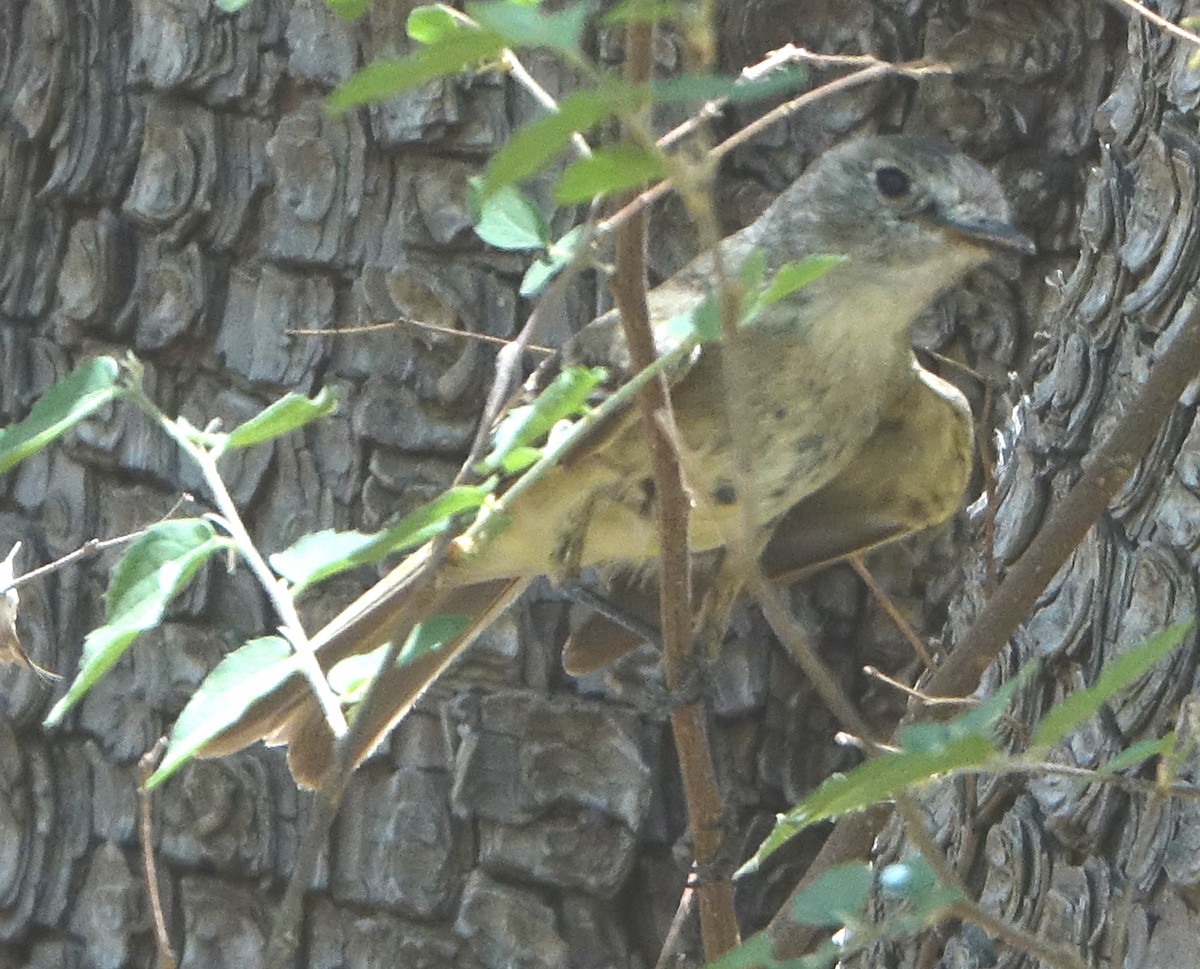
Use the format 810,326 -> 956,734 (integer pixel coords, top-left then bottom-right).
2,1 -> 1184,967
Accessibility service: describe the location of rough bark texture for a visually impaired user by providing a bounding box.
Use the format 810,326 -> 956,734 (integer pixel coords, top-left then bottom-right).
0,0 -> 1190,967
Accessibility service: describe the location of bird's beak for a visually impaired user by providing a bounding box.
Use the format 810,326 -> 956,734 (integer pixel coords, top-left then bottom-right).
935,212 -> 1037,256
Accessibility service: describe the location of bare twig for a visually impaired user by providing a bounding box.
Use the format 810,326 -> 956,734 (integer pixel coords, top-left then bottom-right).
1106,0 -> 1200,49
863,665 -> 977,709
287,318 -> 555,354
747,567 -> 880,746
138,740 -> 177,969
848,555 -> 938,669
612,16 -> 739,961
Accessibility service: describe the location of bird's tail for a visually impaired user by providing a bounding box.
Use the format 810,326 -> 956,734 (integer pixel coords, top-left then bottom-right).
276,576 -> 528,787
198,543 -> 528,787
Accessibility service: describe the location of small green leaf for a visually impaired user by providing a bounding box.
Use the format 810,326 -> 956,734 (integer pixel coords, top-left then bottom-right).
331,613 -> 473,704
466,0 -> 588,55
745,731 -> 997,871
554,144 -> 666,205
407,3 -> 464,41
270,482 -> 496,591
478,366 -> 606,474
791,863 -> 874,927
1031,619 -> 1193,752
45,520 -> 230,726
473,185 -> 551,251
225,387 -> 338,449
0,357 -> 122,475
1089,735 -> 1173,784
215,0 -> 253,10
683,295 -> 722,344
520,225 -> 587,297
326,0 -> 369,20
148,636 -> 302,788
480,86 -> 630,198
326,29 -> 506,112
756,255 -> 845,308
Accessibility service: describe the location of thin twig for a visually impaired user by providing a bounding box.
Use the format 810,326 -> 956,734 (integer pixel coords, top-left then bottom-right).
862,665 -> 976,709
612,15 -> 739,961
746,568 -> 880,747
138,740 -> 177,969
455,217 -> 603,484
287,318 -> 555,354
924,299 -> 1200,702
126,382 -> 349,742
848,555 -> 938,669
0,494 -> 193,597
1106,0 -> 1200,49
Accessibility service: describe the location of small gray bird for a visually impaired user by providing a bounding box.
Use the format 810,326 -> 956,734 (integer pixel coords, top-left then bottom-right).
201,135 -> 1034,786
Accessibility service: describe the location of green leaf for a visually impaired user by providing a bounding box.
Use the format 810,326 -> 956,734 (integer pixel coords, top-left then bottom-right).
554,144 -> 665,205
326,29 -> 506,112
897,659 -> 1037,753
659,294 -> 720,345
0,357 -> 122,475
466,1 -> 589,55
330,613 -> 473,703
756,255 -> 846,309
270,482 -> 496,592
326,0 -> 369,20
478,366 -> 606,474
790,863 -> 874,927
520,225 -> 587,297
1087,735 -> 1173,785
480,86 -> 632,197
45,520 -> 230,726
407,3 -> 464,42
1031,619 -> 1194,752
225,387 -> 338,449
473,184 -> 551,251
214,0 -> 253,10
745,731 -> 998,871
147,636 -> 302,788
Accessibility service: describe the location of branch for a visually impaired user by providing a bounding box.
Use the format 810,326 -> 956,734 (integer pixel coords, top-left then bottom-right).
611,15 -> 740,962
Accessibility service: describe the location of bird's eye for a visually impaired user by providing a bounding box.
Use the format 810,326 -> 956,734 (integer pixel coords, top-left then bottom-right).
874,165 -> 911,199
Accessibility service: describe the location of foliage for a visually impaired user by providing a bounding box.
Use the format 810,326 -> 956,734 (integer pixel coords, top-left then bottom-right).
0,2 -> 1192,967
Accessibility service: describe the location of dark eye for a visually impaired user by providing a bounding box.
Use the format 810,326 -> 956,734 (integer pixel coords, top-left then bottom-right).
874,165 -> 911,199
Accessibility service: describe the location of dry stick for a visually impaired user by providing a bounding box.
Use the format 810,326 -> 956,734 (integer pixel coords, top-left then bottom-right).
611,17 -> 739,961
1107,0 -> 1200,49
138,741 -> 177,969
848,555 -> 938,669
766,292 -> 1200,960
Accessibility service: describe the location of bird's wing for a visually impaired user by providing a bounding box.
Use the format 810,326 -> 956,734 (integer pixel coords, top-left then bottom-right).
762,363 -> 974,578
561,363 -> 974,673
197,249 -> 736,779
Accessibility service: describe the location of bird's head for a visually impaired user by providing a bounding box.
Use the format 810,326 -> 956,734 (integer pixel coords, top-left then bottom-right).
769,135 -> 1035,275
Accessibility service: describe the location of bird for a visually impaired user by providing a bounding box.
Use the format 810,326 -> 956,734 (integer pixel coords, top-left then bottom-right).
199,134 -> 1034,787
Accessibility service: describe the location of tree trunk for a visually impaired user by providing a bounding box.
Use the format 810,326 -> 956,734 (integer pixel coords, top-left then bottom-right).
0,1 -> 1185,967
